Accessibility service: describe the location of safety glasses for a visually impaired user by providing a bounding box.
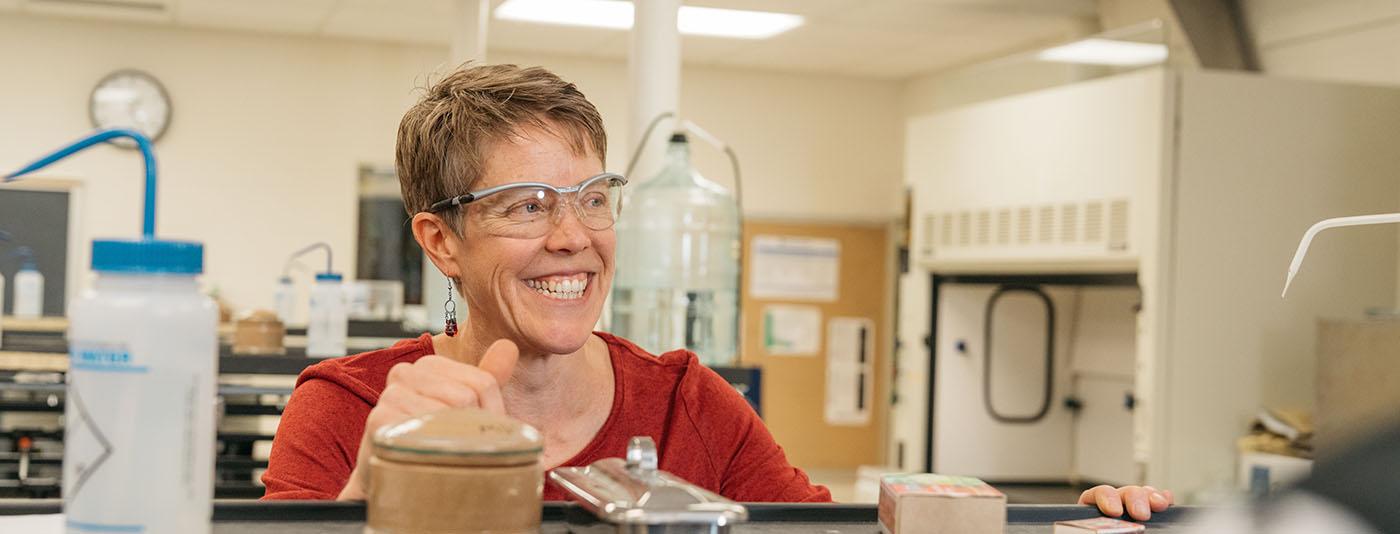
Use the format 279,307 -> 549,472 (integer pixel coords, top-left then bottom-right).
425,172 -> 627,238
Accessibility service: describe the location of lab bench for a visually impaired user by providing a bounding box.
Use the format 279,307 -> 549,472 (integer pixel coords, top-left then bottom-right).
0,320 -> 764,500
0,501 -> 1198,533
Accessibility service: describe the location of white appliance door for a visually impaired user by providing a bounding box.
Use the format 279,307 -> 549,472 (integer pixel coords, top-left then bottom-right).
933,284 -> 1073,481
1069,287 -> 1139,486
890,271 -> 931,471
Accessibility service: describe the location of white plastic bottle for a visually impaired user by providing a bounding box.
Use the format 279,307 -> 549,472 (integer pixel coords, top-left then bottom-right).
0,273 -> 6,350
13,257 -> 44,318
0,232 -> 8,347
273,275 -> 296,324
306,272 -> 347,357
65,239 -> 217,534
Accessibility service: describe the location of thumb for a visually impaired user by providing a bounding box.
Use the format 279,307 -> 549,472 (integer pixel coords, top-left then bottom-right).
478,338 -> 519,386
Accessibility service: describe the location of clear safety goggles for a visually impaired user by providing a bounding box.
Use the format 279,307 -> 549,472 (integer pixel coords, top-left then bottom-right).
425,172 -> 628,239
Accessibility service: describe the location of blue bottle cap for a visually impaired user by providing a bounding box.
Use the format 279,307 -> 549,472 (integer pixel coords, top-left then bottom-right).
13,246 -> 37,271
92,238 -> 203,275
315,272 -> 343,282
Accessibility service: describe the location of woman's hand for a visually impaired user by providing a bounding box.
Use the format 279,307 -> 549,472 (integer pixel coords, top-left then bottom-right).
337,339 -> 519,501
1078,485 -> 1174,521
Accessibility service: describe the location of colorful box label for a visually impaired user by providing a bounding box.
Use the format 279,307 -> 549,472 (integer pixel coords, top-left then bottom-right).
881,473 -> 1004,498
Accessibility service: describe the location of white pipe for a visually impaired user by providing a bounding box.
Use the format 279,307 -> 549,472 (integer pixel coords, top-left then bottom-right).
450,0 -> 490,64
429,0 -> 490,330
679,119 -> 726,151
628,0 -> 681,181
1281,212 -> 1400,297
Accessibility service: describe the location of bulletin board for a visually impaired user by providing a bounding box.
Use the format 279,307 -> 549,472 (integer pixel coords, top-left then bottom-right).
741,220 -> 891,469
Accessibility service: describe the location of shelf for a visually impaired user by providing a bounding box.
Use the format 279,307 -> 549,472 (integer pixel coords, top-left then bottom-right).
0,453 -> 267,470
0,400 -> 284,416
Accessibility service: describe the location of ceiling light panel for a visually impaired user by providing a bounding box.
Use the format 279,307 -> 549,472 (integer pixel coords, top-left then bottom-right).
494,0 -> 804,39
1036,38 -> 1168,67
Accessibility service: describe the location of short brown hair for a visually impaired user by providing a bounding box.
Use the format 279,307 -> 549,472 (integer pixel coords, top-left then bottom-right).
396,63 -> 607,229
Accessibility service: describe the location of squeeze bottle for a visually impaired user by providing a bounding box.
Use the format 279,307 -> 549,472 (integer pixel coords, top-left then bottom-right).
6,129 -> 217,534
307,272 -> 347,357
12,247 -> 44,318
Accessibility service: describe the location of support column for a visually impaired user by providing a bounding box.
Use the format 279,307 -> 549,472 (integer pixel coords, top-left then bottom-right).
628,0 -> 681,181
424,0 -> 490,331
450,0 -> 491,64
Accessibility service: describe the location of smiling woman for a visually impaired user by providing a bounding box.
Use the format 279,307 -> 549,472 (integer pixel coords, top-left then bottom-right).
258,62 -> 831,503
257,63 -> 1170,517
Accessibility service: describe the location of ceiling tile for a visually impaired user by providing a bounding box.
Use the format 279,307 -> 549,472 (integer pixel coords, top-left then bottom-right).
487,18 -> 620,58
839,62 -> 917,80
177,0 -> 336,34
778,6 -> 1088,80
833,1 -> 1010,36
864,21 -> 1079,80
679,34 -> 753,63
11,0 -> 1111,81
683,0 -> 864,19
582,33 -> 630,60
836,0 -> 1094,38
710,20 -> 924,72
554,40 -> 748,66
845,43 -> 973,79
1244,0 -> 1400,47
23,0 -> 174,24
321,0 -> 454,45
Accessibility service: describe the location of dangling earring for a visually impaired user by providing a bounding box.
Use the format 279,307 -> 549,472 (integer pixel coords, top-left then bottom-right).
444,277 -> 459,337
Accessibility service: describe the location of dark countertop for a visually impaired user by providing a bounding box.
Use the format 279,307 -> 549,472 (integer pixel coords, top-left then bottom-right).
0,500 -> 1200,533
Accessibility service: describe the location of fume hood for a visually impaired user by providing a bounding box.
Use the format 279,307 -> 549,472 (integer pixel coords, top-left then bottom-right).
894,67 -> 1400,498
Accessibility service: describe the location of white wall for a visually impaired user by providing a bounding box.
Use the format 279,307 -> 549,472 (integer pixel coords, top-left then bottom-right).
1241,0 -> 1400,303
901,60 -> 1090,119
489,51 -> 905,224
0,14 -> 903,313
1152,70 -> 1400,497
0,14 -> 442,314
1244,0 -> 1400,86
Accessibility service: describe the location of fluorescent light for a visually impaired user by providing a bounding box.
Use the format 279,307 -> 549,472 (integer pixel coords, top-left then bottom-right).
1037,38 -> 1168,67
495,0 -> 632,30
678,5 -> 803,39
494,0 -> 804,40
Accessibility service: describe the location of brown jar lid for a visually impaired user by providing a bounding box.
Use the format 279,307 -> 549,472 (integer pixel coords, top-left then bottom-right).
236,309 -> 282,324
372,407 -> 543,467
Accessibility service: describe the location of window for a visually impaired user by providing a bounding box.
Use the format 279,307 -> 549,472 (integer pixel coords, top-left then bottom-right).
355,165 -> 422,305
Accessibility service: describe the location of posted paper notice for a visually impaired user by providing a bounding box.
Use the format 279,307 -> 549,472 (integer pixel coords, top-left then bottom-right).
825,316 -> 874,426
762,305 -> 821,356
749,235 -> 840,302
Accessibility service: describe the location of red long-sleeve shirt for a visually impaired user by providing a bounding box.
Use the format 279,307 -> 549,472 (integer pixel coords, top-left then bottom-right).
260,332 -> 831,502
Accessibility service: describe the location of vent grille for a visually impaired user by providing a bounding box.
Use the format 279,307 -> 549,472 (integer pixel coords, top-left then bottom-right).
1038,206 -> 1055,244
1084,201 -> 1104,243
921,214 -> 936,255
958,212 -> 972,246
917,198 -> 1132,256
995,209 -> 1012,245
1108,199 -> 1130,250
940,213 -> 955,247
1017,207 -> 1033,244
975,211 -> 992,245
1060,204 -> 1079,243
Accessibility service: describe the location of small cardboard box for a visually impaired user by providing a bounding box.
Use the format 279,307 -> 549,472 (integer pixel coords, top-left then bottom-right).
1053,517 -> 1146,533
878,474 -> 1005,534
